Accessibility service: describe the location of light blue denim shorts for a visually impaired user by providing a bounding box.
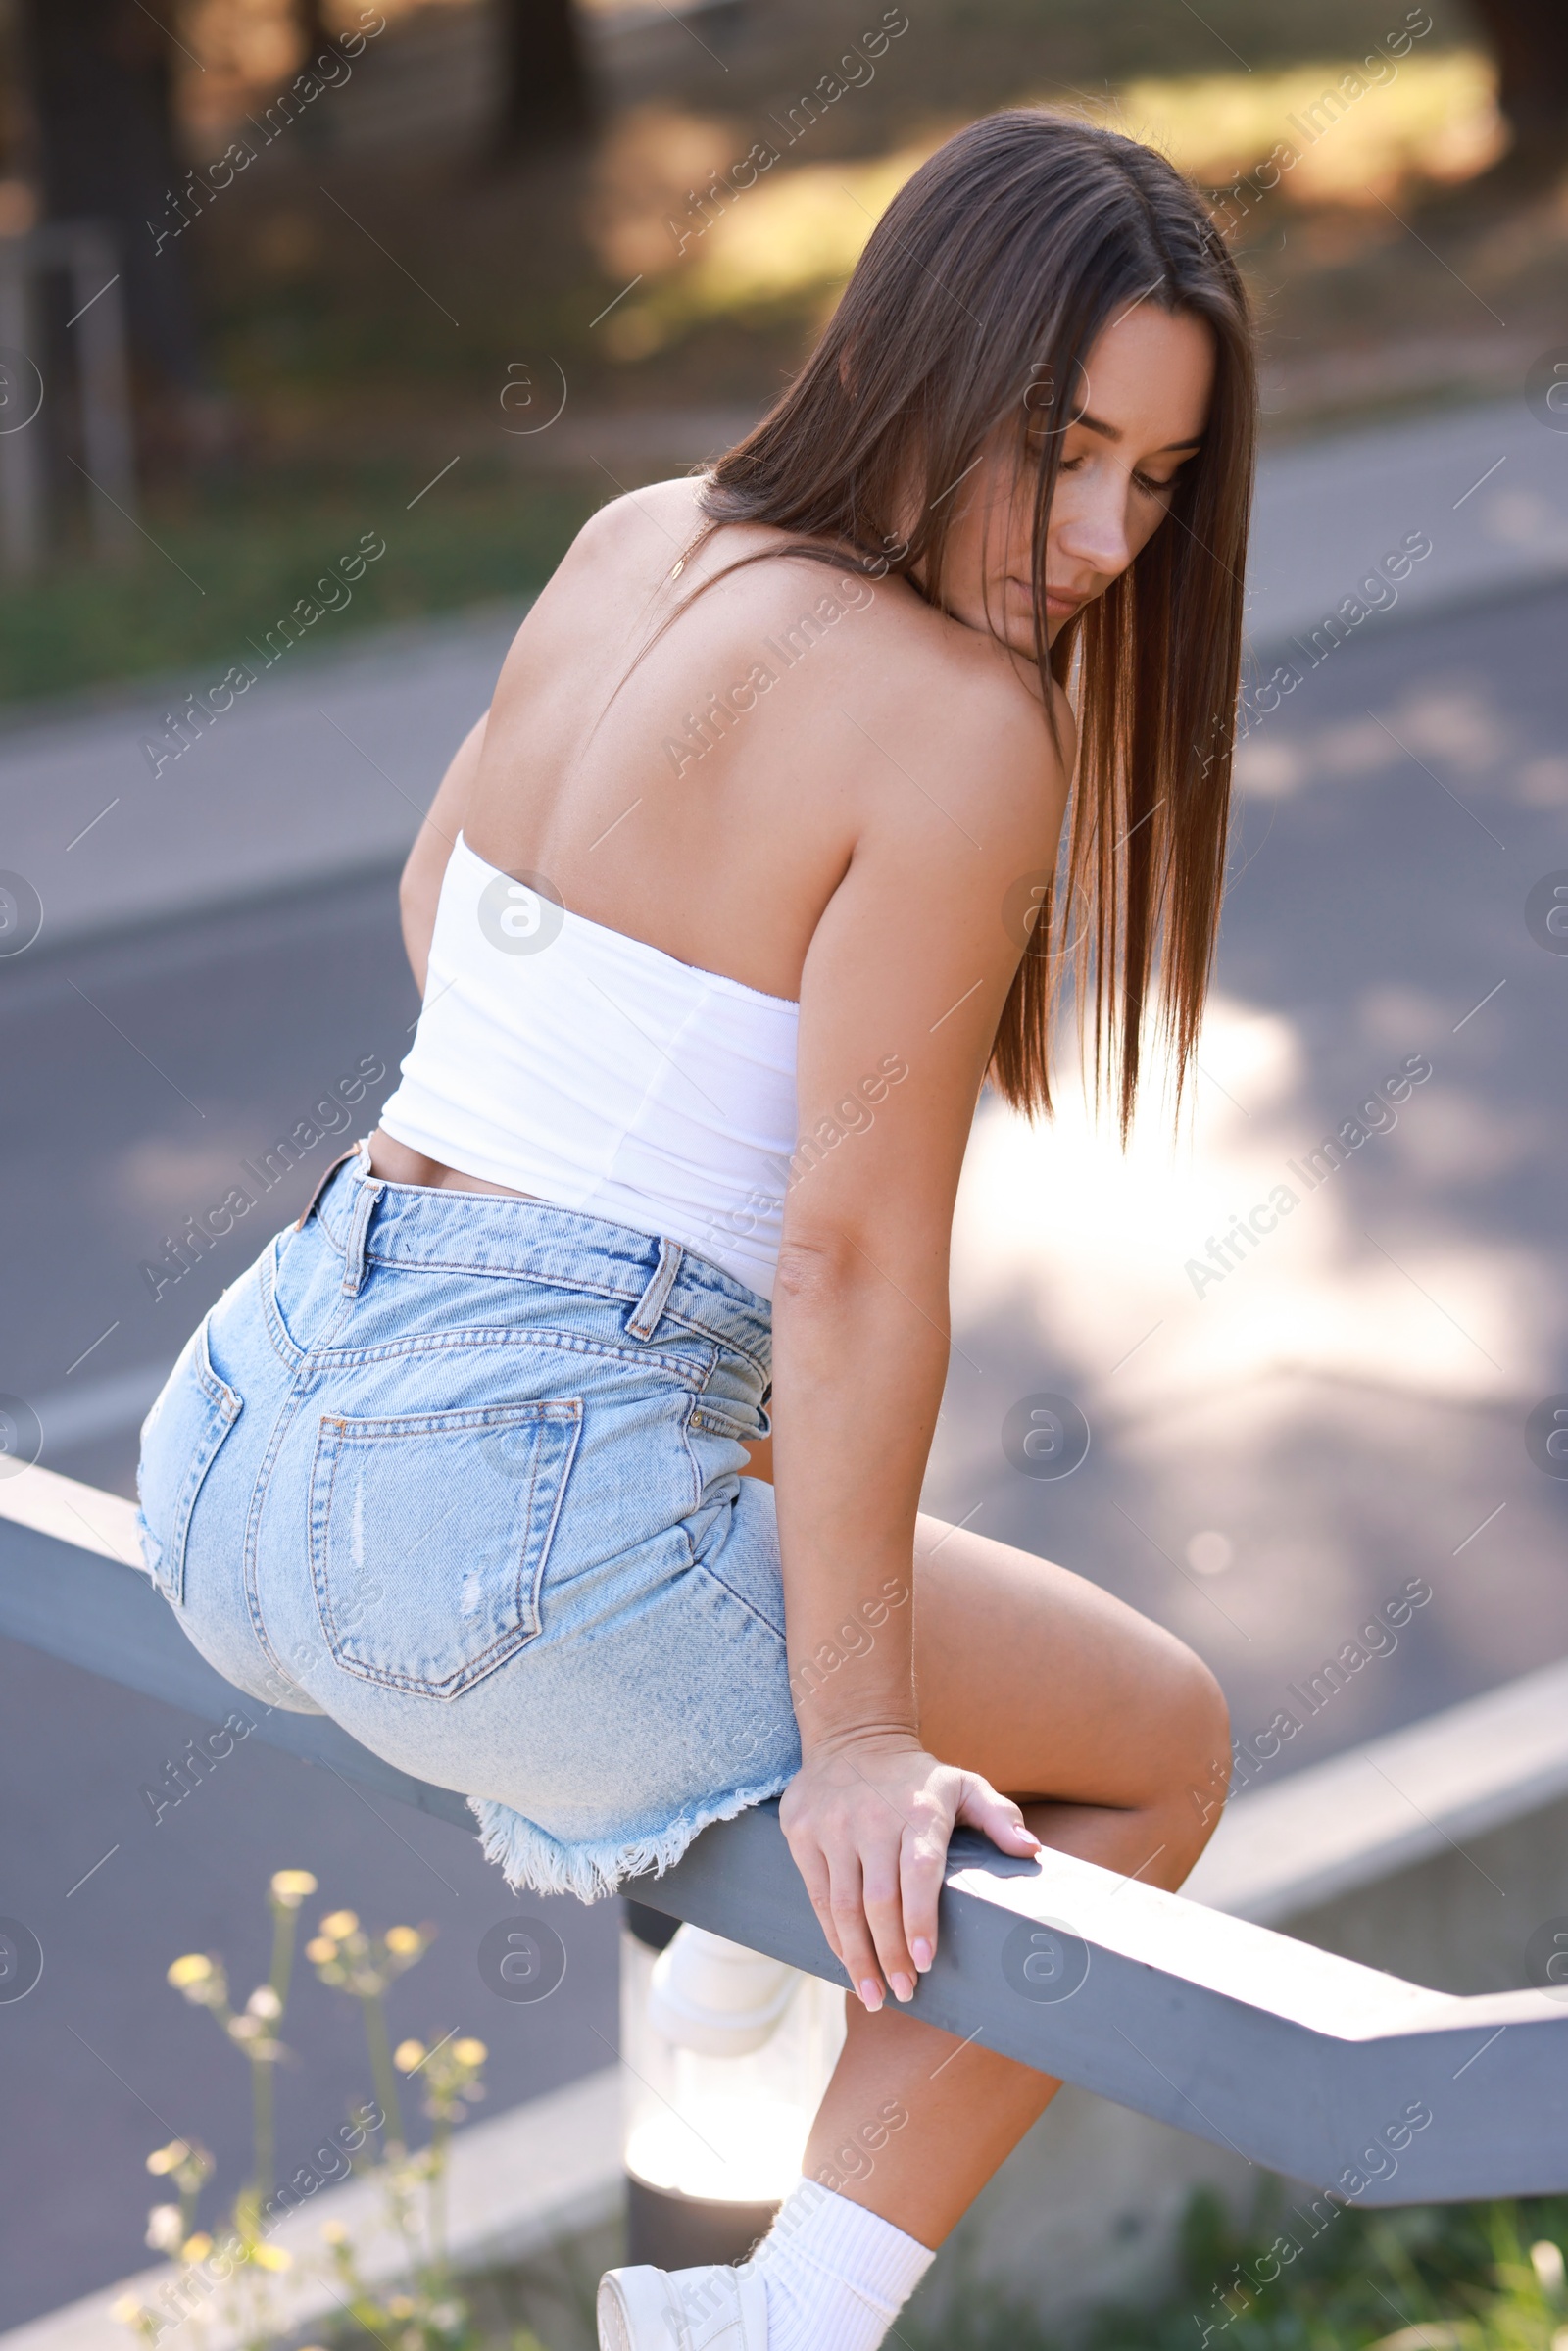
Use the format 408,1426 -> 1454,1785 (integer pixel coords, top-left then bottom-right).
135,1143 -> 800,1901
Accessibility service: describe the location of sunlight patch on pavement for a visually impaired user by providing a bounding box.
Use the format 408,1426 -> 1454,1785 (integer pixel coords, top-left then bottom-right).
950,992 -> 1545,1425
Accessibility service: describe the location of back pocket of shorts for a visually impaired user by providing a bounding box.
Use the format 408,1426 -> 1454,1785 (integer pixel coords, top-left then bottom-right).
136,1323 -> 243,1608
308,1399 -> 582,1698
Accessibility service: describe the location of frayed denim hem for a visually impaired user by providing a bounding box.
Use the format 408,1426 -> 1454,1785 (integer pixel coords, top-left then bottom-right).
466,1773 -> 792,1904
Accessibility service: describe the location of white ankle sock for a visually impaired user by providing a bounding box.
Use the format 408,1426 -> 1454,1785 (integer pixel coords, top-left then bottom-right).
743,2179 -> 935,2351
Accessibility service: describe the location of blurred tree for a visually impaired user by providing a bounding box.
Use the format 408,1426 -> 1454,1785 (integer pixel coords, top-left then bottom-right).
493,0 -> 593,155
15,0 -> 205,393
294,0 -> 335,56
1463,0 -> 1568,187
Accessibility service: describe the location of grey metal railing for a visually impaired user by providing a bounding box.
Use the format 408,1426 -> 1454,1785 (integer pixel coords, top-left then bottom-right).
2,1462 -> 1564,2206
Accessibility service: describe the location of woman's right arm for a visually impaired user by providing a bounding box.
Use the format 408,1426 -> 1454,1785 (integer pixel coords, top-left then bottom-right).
399,710 -> 489,994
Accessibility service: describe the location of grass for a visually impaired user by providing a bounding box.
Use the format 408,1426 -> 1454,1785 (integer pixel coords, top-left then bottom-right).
896,2186 -> 1568,2351
341,2186 -> 1568,2351
0,465 -> 595,709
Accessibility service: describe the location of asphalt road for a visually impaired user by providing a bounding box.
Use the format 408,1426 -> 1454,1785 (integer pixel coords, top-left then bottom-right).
3,577 -> 1567,2323
924,577 -> 1568,1785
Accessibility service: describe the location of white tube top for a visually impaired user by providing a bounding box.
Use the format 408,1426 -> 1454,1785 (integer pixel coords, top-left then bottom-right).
377,833 -> 800,1299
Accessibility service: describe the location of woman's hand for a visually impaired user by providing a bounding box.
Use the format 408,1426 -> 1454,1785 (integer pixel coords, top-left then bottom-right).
778,1734 -> 1040,2009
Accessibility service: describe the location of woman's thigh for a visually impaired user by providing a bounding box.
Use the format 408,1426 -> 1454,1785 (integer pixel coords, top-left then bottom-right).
910,1512 -> 1230,1814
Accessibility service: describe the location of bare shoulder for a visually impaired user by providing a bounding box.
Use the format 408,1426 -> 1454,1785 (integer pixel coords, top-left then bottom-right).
487,476 -> 707,699
496,478 -> 702,632
572,473 -> 708,561
668,525 -> 1073,842
666,533 -> 1076,889
821,576 -> 1075,874
491,483 -> 1072,904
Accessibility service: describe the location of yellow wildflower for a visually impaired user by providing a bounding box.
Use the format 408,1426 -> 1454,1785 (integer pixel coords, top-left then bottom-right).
269,1869 -> 318,1907
453,2038 -> 487,2066
394,2039 -> 425,2072
1534,2242 -> 1567,2296
145,2206 -> 182,2254
249,2243 -> 291,2272
384,1926 -> 421,1955
304,1936 -> 337,1964
181,2234 -> 213,2264
318,1909 -> 358,1938
145,2141 -> 189,2175
166,1954 -> 212,1988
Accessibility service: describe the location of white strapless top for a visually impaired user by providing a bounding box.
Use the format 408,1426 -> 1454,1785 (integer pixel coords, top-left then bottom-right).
377,833 -> 800,1299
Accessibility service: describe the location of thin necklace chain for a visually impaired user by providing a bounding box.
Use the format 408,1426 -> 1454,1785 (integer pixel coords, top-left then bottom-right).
667,519 -> 710,581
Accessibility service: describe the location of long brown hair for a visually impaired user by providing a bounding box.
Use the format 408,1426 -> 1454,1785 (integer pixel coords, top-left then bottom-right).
699,108 -> 1257,1139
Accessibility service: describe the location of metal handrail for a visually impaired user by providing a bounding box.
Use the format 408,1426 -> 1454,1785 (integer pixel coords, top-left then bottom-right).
2,1462 -> 1563,2205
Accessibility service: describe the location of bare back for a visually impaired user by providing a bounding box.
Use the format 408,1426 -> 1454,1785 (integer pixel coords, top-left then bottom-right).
461,476 -> 1069,1008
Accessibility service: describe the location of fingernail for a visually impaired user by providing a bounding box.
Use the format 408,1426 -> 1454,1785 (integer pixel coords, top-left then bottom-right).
891,1972 -> 915,2003
859,1979 -> 883,2012
911,1938 -> 933,1972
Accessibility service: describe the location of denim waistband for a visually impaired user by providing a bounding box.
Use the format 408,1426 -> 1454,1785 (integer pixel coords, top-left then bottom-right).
308,1142 -> 774,1367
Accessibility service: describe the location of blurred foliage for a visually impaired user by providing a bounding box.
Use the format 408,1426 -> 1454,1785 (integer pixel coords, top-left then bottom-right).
377,2180 -> 1568,2351
114,1871 -> 531,2351
606,47 -> 1502,350
0,468 -> 592,707
182,0 -> 1508,416
901,2184 -> 1568,2351
1116,49 -> 1502,196
13,0 -> 1563,703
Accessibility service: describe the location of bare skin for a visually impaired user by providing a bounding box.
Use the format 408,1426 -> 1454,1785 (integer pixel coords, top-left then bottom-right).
373,302 -> 1226,2246
800,1512 -> 1227,2246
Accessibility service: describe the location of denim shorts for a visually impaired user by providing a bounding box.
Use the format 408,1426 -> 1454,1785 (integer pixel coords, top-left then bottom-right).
135,1143 -> 800,1902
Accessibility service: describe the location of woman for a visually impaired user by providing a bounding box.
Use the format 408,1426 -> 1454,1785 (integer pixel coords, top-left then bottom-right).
138,109 -> 1254,2351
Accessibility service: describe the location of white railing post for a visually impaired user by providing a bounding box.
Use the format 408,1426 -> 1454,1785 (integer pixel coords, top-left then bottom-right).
0,221 -> 140,574
0,245 -> 44,577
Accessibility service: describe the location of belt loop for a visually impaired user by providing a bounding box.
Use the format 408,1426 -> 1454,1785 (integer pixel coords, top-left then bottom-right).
626,1237 -> 683,1340
296,1143 -> 362,1233
339,1165 -> 385,1297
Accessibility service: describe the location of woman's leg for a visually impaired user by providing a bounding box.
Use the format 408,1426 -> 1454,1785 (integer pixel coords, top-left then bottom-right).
800,1509 -> 1232,2250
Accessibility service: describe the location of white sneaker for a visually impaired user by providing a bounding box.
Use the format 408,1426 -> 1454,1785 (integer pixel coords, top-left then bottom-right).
597,2260 -> 769,2349
647,1926 -> 802,2057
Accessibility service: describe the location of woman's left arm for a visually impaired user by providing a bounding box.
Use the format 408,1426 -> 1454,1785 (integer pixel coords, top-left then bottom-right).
399,710 -> 489,993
